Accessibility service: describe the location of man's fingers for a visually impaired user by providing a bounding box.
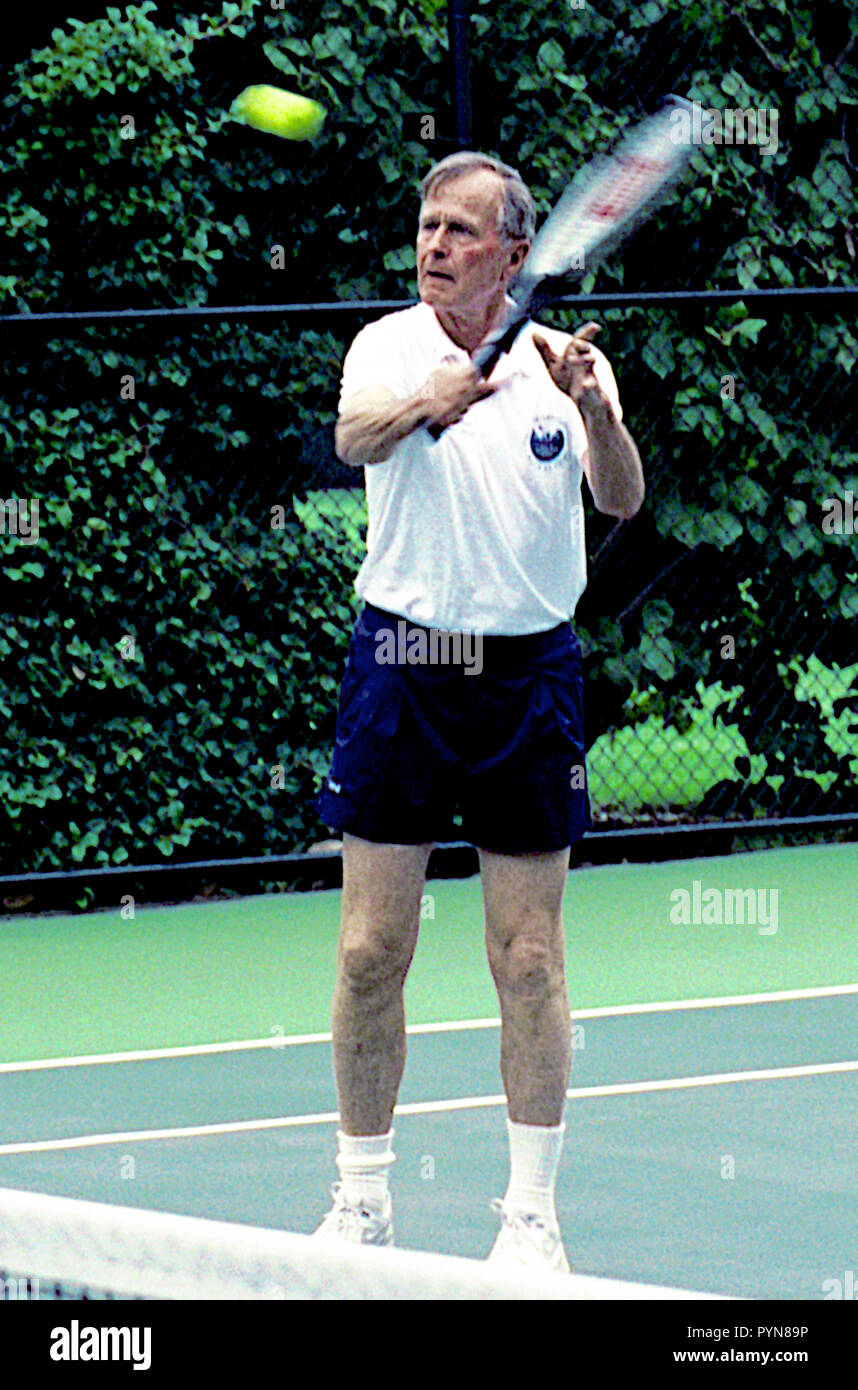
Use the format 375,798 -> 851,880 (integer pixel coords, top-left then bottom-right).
532,333 -> 557,365
535,327 -> 600,364
564,343 -> 595,371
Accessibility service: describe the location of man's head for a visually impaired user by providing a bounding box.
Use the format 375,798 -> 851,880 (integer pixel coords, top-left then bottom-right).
416,152 -> 535,332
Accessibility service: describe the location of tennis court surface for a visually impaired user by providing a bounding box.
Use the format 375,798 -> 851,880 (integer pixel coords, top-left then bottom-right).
1,840 -> 857,1301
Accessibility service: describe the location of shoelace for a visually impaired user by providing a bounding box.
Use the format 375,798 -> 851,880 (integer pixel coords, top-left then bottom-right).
326,1185 -> 382,1237
491,1199 -> 558,1251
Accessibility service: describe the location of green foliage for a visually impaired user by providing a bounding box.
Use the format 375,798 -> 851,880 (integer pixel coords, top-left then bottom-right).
2,3 -> 264,311
0,0 -> 856,870
0,380 -> 363,868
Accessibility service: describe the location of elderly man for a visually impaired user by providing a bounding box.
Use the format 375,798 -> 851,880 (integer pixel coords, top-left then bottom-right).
314,151 -> 644,1273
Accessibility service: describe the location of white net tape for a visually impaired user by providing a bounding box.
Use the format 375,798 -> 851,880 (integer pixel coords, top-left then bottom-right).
0,1186 -> 728,1301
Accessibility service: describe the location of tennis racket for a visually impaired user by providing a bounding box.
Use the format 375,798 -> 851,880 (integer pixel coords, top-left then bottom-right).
428,94 -> 699,438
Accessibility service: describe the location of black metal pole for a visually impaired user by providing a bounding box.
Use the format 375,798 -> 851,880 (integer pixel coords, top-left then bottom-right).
447,0 -> 472,148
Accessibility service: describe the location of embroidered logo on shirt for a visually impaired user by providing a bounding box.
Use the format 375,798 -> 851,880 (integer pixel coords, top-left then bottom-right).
528,416 -> 568,466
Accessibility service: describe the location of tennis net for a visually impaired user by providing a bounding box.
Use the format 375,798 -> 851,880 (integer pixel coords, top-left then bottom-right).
0,1185 -> 727,1301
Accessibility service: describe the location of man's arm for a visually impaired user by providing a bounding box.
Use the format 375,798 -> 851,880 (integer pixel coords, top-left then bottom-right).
578,393 -> 645,522
335,386 -> 430,468
533,323 -> 644,522
335,364 -> 497,468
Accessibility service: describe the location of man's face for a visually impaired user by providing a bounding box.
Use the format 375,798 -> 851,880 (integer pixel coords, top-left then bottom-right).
416,169 -> 527,319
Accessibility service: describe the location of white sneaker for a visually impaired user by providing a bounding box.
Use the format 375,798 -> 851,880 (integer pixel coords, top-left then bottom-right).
487,1199 -> 570,1274
313,1185 -> 394,1246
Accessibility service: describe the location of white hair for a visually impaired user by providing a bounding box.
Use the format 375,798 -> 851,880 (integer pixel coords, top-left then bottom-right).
419,151 -> 536,241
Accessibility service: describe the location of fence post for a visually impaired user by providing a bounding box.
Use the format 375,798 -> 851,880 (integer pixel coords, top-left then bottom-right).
447,0 -> 472,148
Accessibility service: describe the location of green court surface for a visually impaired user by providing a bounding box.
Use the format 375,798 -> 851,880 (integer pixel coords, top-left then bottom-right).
1,841 -> 857,1299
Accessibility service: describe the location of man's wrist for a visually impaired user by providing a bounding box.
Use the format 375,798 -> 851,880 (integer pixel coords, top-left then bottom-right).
576,386 -> 613,421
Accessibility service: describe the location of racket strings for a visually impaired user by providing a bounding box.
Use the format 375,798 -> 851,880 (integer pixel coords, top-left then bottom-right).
582,153 -> 681,222
527,134 -> 692,280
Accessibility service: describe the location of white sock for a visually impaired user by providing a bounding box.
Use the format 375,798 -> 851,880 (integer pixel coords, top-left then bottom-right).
503,1117 -> 565,1226
335,1129 -> 395,1208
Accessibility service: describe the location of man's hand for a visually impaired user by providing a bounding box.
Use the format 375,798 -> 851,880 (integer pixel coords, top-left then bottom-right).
534,321 -> 644,520
421,361 -> 497,431
532,322 -> 607,408
334,363 -> 498,467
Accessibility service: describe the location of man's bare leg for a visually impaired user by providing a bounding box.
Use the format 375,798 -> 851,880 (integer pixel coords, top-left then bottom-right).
481,845 -> 572,1265
316,834 -> 433,1240
481,846 -> 572,1125
332,833 -> 433,1134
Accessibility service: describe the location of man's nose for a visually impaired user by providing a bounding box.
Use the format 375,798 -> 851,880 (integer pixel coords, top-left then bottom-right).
426,227 -> 449,255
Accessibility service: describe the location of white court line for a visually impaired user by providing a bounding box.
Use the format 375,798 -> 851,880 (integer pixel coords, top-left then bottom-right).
2,981 -> 857,1075
2,1056 -> 858,1156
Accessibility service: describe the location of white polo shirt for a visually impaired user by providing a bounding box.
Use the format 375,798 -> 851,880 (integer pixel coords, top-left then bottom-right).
339,301 -> 622,636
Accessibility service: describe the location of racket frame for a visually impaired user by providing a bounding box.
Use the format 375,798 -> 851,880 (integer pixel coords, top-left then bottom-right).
427,94 -> 698,438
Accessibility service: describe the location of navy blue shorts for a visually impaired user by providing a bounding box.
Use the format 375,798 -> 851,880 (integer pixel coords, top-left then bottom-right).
315,604 -> 591,854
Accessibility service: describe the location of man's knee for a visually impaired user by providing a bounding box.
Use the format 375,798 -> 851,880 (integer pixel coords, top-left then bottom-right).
489,933 -> 563,1001
337,929 -> 413,999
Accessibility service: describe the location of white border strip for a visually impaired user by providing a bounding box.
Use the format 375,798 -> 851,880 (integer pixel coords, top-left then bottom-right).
2,982 -> 857,1075
2,1057 -> 857,1156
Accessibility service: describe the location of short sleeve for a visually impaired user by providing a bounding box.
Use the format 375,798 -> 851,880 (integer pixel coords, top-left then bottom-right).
339,319 -> 408,408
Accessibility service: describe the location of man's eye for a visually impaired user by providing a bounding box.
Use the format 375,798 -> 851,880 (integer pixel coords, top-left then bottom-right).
419,221 -> 474,236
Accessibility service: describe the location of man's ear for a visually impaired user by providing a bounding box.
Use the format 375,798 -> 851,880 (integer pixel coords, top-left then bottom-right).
506,240 -> 529,278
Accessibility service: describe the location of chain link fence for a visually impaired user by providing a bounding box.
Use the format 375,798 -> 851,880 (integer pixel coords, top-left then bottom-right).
1,0 -> 856,884
3,292 -> 856,882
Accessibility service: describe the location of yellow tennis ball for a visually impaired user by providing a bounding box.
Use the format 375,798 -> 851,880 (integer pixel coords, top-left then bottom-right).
230,85 -> 326,141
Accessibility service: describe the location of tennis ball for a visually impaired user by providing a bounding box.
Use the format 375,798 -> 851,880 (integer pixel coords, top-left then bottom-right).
230,85 -> 326,141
